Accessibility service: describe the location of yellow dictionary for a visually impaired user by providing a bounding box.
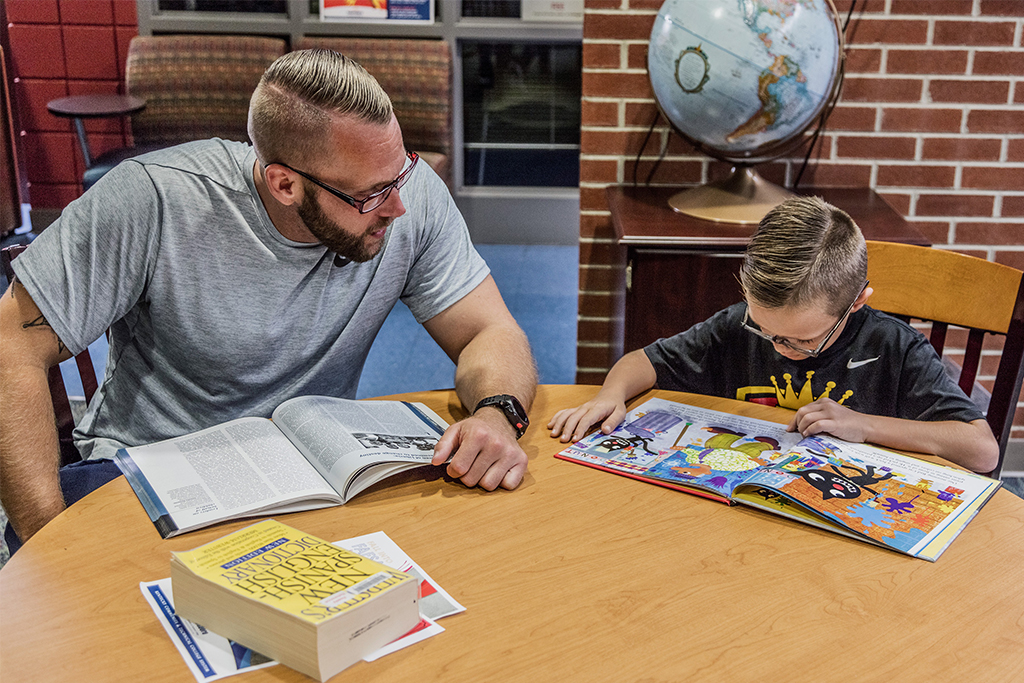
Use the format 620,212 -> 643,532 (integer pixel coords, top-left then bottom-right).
171,519 -> 419,681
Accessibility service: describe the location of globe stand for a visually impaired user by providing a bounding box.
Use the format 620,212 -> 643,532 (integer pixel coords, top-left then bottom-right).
668,166 -> 795,225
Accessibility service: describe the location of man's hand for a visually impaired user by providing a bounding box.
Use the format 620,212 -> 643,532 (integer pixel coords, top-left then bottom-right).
548,396 -> 627,444
431,406 -> 527,491
788,397 -> 870,443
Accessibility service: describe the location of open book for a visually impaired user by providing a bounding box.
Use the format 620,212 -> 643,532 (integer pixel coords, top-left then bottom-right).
555,397 -> 1001,561
114,396 -> 449,538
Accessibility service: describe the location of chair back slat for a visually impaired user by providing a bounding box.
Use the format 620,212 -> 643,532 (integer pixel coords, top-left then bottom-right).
928,321 -> 947,355
959,329 -> 986,397
866,240 -> 1024,478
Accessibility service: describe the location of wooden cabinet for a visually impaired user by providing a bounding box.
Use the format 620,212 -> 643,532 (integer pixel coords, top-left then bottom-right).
608,186 -> 930,354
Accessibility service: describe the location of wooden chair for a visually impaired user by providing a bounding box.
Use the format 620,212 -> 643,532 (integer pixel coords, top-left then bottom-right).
296,37 -> 453,187
1,245 -> 98,466
866,240 -> 1024,478
82,34 -> 286,191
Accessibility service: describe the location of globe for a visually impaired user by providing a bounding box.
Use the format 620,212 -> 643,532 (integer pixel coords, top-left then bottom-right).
647,0 -> 844,223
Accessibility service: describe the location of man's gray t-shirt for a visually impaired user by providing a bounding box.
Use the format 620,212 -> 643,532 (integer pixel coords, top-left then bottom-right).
13,139 -> 489,459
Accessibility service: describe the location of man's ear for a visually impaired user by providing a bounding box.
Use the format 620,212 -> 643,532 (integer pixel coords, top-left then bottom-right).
851,285 -> 873,312
263,164 -> 303,206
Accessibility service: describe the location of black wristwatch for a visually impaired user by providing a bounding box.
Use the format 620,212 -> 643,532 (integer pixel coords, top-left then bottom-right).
474,394 -> 529,439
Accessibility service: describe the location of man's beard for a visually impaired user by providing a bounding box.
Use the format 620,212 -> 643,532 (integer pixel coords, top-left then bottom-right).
297,187 -> 390,263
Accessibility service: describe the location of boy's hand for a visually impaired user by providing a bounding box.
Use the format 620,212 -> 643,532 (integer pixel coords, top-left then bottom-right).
788,397 -> 870,443
548,397 -> 627,443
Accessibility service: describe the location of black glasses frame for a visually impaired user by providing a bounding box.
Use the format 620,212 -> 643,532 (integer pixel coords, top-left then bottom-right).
268,151 -> 419,214
741,281 -> 869,358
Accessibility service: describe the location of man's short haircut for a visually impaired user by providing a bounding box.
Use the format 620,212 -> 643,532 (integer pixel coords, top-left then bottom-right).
740,195 -> 867,317
248,48 -> 393,169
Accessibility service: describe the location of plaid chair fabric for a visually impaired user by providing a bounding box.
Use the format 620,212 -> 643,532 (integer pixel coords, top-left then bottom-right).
127,35 -> 286,147
296,37 -> 453,186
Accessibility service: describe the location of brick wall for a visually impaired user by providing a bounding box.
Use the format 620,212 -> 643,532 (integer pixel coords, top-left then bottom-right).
6,0 -> 137,209
578,0 -> 1024,439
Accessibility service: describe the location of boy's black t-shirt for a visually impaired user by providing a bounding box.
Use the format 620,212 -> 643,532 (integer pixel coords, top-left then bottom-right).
644,303 -> 984,423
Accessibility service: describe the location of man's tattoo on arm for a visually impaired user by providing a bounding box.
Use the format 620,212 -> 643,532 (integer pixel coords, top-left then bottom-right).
22,314 -> 67,355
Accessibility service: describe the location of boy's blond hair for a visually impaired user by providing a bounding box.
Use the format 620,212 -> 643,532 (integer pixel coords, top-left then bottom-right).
248,48 -> 393,170
740,195 -> 867,317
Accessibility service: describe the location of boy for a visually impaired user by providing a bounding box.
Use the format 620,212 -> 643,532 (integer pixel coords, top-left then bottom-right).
549,196 -> 999,473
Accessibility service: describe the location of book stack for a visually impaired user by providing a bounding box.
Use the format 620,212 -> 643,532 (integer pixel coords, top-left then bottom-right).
170,519 -> 420,681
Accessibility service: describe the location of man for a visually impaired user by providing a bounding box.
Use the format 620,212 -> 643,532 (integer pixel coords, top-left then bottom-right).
0,49 -> 537,549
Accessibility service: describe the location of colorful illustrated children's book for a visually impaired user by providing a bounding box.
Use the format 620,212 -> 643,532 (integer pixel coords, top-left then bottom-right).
555,397 -> 1001,561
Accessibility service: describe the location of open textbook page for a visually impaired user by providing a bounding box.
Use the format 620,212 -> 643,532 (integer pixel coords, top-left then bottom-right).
115,397 -> 449,537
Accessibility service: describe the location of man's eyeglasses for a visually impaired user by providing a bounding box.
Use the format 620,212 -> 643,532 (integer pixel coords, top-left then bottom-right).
268,151 -> 418,214
741,281 -> 869,358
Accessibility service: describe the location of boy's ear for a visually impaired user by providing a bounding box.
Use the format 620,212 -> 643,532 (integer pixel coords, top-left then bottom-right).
851,285 -> 873,312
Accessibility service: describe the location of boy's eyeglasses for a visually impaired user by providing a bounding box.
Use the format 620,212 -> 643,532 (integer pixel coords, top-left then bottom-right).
267,151 -> 418,214
741,281 -> 869,358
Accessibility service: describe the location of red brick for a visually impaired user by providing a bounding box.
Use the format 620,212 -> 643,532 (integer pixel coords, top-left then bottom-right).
582,128 -> 661,157
994,251 -> 1024,270
22,130 -> 79,184
1002,196 -> 1024,217
578,240 -> 618,267
891,0 -> 973,13
584,13 -> 655,41
58,0 -> 113,25
24,182 -> 80,209
887,49 -> 968,75
113,0 -> 137,25
967,109 -> 1024,134
624,0 -> 662,10
581,100 -> 619,127
835,135 -> 916,159
578,266 -> 619,291
579,214 -> 614,240
576,343 -> 618,368
580,158 -> 619,184
787,162 -> 872,187
665,134 -> 700,155
826,105 -> 876,131
876,165 -> 957,188
955,222 -> 1024,245
582,71 -> 652,99
627,44 -> 648,70
632,159 -> 702,185
841,77 -> 923,103
583,43 -> 620,69
1017,87 -> 1024,105
962,167 -> 1024,192
7,24 -> 66,79
577,318 -> 617,342
878,192 -> 912,217
577,292 -> 617,318
934,20 -> 1016,46
624,102 -> 660,127
1009,140 -> 1024,163
15,79 -> 70,133
574,370 -> 608,385
845,49 -> 882,74
846,19 -> 929,45
916,194 -> 995,217
928,79 -> 1010,104
580,185 -> 611,211
921,137 -> 1002,161
980,0 -> 1024,16
904,220 -> 952,244
973,51 -> 1024,76
833,0 -> 887,14
880,108 -> 961,133
6,0 -> 60,22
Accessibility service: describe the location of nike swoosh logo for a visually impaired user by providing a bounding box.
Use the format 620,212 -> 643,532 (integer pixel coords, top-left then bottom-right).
847,357 -> 880,369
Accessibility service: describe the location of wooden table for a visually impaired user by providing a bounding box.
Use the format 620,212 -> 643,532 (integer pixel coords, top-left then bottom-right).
47,94 -> 145,167
608,186 -> 931,354
2,385 -> 1022,682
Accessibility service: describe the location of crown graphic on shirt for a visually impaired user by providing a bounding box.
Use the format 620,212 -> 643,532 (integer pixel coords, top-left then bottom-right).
770,371 -> 854,410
